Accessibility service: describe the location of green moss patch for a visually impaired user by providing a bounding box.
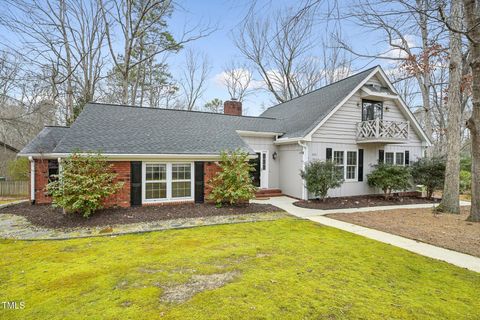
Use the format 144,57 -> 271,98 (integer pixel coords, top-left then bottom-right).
1,218 -> 479,319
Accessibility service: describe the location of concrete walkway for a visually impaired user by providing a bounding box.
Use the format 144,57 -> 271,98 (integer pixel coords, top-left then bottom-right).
253,196 -> 480,273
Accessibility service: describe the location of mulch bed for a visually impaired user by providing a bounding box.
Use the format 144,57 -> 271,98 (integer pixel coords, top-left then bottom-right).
294,195 -> 440,210
326,206 -> 480,258
0,202 -> 283,230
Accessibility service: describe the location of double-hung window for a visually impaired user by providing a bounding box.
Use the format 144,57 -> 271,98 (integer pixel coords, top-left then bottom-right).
333,151 -> 344,177
346,151 -> 357,180
385,152 -> 405,166
333,150 -> 358,181
144,163 -> 192,202
145,164 -> 167,200
172,164 -> 192,198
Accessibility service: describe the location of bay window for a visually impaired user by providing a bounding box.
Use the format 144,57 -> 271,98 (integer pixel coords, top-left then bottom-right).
143,162 -> 193,202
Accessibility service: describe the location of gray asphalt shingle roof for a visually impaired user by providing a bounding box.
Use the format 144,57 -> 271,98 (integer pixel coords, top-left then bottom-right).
20,67 -> 380,155
19,126 -> 69,154
50,104 -> 282,155
260,67 -> 377,138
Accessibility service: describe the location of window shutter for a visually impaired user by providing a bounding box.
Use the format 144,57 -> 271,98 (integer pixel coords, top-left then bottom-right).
378,150 -> 384,164
358,149 -> 364,181
326,148 -> 332,161
130,161 -> 142,206
405,150 -> 410,166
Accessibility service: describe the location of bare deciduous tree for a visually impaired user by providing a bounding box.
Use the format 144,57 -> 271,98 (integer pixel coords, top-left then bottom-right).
221,61 -> 253,101
178,49 -> 210,110
438,0 -> 463,214
234,8 -> 351,103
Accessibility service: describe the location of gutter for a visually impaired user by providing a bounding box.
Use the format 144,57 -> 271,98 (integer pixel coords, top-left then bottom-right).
297,141 -> 309,200
29,156 -> 35,204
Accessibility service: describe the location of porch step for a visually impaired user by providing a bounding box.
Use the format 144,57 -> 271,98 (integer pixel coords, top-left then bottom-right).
255,188 -> 283,198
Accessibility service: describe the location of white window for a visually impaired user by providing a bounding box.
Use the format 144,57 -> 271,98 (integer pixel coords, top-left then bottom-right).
385,152 -> 395,165
395,153 -> 404,166
333,151 -> 344,177
143,162 -> 193,203
385,152 -> 405,166
145,164 -> 167,200
346,151 -> 357,180
333,150 -> 358,181
172,164 -> 192,198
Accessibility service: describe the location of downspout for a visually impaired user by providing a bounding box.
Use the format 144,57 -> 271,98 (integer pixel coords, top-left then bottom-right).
29,156 -> 35,204
298,141 -> 308,200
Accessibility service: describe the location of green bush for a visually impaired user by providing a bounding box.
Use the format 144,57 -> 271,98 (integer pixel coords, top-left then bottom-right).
7,157 -> 30,181
207,150 -> 256,206
300,160 -> 344,201
46,153 -> 124,217
460,170 -> 471,194
410,157 -> 445,199
367,164 -> 411,199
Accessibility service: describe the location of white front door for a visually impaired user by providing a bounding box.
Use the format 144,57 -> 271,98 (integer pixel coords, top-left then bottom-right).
259,151 -> 268,189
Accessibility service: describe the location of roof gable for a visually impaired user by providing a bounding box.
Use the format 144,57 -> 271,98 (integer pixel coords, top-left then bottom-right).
260,66 -> 378,138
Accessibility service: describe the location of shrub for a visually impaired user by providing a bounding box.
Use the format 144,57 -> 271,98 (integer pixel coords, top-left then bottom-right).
300,160 -> 344,201
367,164 -> 411,199
46,153 -> 124,217
460,170 -> 472,194
410,157 -> 445,199
7,157 -> 30,180
460,157 -> 472,172
207,149 -> 256,206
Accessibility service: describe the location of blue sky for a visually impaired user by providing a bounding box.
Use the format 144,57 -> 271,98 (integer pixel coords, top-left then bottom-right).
166,0 -> 395,116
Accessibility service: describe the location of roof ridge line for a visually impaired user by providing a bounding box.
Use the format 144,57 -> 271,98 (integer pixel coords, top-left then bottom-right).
262,65 -> 380,112
86,102 -> 278,120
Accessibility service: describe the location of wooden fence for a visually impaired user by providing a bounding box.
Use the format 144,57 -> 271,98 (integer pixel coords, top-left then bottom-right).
0,181 -> 29,196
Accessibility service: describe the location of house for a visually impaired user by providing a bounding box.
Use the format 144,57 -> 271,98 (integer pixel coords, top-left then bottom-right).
0,141 -> 19,180
19,66 -> 431,207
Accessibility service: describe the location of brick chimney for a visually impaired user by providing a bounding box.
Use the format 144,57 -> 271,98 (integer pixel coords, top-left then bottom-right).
224,99 -> 242,116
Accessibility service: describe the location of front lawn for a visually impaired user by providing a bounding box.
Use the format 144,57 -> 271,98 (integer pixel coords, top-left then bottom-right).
1,218 -> 479,319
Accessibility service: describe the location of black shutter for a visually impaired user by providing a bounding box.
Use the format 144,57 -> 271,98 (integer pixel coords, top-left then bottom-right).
194,162 -> 205,203
326,148 -> 332,161
358,149 -> 364,181
405,151 -> 410,166
130,161 -> 142,206
378,150 -> 384,164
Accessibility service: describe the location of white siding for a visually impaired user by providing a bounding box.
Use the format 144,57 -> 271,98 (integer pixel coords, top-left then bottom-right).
308,74 -> 426,197
240,136 -> 279,188
278,143 -> 303,199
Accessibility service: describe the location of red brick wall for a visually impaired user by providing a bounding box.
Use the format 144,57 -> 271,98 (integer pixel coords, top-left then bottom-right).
32,159 -> 131,208
33,159 -> 52,204
103,161 -> 131,208
204,161 -> 221,201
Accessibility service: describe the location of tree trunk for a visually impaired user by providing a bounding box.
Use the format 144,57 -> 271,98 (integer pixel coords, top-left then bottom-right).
463,0 -> 480,222
439,0 -> 463,214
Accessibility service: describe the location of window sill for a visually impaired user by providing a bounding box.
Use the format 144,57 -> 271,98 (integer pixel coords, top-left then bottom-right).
143,197 -> 193,204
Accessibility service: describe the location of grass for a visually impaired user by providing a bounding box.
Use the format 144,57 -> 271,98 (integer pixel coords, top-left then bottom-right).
1,216 -> 479,320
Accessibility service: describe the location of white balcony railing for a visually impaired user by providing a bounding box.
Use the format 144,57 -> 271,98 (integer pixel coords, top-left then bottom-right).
356,118 -> 409,142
